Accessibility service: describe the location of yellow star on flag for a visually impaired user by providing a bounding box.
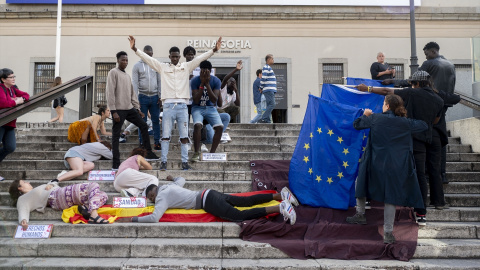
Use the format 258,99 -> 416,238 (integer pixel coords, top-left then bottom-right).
359,158 -> 362,162
342,148 -> 349,155
327,129 -> 334,136
327,177 -> 333,184
308,168 -> 313,175
317,127 -> 322,134
362,146 -> 366,152
304,143 -> 310,150
363,134 -> 367,140
316,175 -> 322,182
337,137 -> 343,144
342,161 -> 349,168
310,133 -> 313,138
337,172 -> 344,179
303,156 -> 309,163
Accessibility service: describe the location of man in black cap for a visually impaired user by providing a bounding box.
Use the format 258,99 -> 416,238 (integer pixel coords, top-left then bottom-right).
355,70 -> 444,226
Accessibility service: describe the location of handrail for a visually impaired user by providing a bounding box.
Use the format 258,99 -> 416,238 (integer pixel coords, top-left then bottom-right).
455,91 -> 480,112
0,76 -> 94,126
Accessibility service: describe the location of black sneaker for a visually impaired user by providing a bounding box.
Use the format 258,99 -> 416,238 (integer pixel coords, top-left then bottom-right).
384,231 -> 396,244
346,213 -> 367,225
365,201 -> 371,210
145,151 -> 160,161
159,162 -> 167,171
417,215 -> 426,226
182,162 -> 192,170
154,143 -> 161,151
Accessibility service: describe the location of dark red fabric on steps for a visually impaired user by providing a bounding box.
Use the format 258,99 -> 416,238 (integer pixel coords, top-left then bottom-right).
243,160 -> 418,261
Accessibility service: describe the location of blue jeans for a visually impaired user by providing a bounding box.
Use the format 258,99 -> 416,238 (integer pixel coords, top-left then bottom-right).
0,127 -> 16,162
261,91 -> 276,123
138,94 -> 161,145
204,113 -> 230,144
250,102 -> 263,123
161,103 -> 189,163
192,106 -> 224,128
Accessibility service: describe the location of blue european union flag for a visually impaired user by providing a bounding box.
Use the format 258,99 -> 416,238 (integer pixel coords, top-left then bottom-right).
289,95 -> 366,210
321,83 -> 385,113
345,77 -> 393,87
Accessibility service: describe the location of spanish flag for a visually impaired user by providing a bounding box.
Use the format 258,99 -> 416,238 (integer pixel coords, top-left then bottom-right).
63,190 -> 279,224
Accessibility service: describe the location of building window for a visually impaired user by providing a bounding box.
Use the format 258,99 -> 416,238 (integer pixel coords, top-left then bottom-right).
322,63 -> 344,84
34,63 -> 55,95
389,63 -> 404,80
94,63 -> 116,106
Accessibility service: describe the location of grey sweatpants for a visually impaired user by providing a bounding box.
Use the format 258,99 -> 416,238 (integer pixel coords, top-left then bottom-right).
356,197 -> 396,233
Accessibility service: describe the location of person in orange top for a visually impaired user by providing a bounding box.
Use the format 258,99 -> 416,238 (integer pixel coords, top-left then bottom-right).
67,104 -> 112,145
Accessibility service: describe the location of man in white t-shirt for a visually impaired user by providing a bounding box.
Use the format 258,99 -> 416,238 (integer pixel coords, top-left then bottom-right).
217,60 -> 243,123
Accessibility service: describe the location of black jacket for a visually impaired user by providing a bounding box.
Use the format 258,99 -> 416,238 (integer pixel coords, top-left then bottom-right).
354,111 -> 427,208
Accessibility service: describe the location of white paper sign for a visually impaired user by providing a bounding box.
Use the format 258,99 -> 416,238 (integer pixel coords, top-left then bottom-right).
14,224 -> 53,239
113,197 -> 147,208
221,133 -> 231,141
201,152 -> 227,161
88,170 -> 116,181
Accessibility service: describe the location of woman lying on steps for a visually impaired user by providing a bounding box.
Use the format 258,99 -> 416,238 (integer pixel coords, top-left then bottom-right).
118,175 -> 299,225
9,180 -> 109,229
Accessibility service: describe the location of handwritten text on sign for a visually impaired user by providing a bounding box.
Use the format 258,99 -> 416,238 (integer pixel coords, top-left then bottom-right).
14,224 -> 53,239
113,197 -> 147,208
88,170 -> 116,181
201,153 -> 227,161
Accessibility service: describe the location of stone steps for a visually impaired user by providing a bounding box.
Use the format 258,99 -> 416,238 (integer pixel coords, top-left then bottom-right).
3,151 -> 293,161
2,206 -> 480,222
2,257 -> 480,270
1,237 -> 480,259
1,220 -> 478,239
2,122 -> 480,267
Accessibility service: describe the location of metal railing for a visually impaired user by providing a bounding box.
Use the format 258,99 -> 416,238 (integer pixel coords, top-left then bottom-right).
456,91 -> 480,111
0,76 -> 93,126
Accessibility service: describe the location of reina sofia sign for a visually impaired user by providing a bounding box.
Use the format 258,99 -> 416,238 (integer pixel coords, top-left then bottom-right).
187,40 -> 252,50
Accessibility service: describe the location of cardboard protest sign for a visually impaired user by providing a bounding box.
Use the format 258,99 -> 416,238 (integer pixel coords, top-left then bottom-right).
14,224 -> 53,239
88,170 -> 116,181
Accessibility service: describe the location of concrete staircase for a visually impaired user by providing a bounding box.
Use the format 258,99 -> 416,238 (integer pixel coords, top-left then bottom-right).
1,122 -> 480,269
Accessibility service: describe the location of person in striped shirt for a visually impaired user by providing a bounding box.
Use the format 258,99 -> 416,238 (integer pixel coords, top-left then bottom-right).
259,54 -> 276,123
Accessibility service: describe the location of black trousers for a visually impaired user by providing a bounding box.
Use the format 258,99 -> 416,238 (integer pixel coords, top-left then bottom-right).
203,190 -> 272,222
427,132 -> 445,206
111,108 -> 151,168
413,139 -> 428,216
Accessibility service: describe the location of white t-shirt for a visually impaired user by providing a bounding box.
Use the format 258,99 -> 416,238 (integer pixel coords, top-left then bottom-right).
219,86 -> 236,110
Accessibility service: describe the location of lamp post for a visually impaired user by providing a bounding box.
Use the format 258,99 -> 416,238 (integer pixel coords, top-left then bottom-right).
55,0 -> 62,77
409,0 -> 419,74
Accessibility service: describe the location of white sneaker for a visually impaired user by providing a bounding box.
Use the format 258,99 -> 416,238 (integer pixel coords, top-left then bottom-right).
280,200 -> 296,225
120,189 -> 134,198
57,170 -> 68,178
201,144 -> 208,152
220,140 -> 229,144
119,137 -> 127,143
281,187 -> 299,207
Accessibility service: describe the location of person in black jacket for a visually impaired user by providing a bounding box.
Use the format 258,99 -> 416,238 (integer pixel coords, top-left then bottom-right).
346,94 -> 427,244
370,52 -> 395,80
356,71 -> 444,226
419,42 -> 457,184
